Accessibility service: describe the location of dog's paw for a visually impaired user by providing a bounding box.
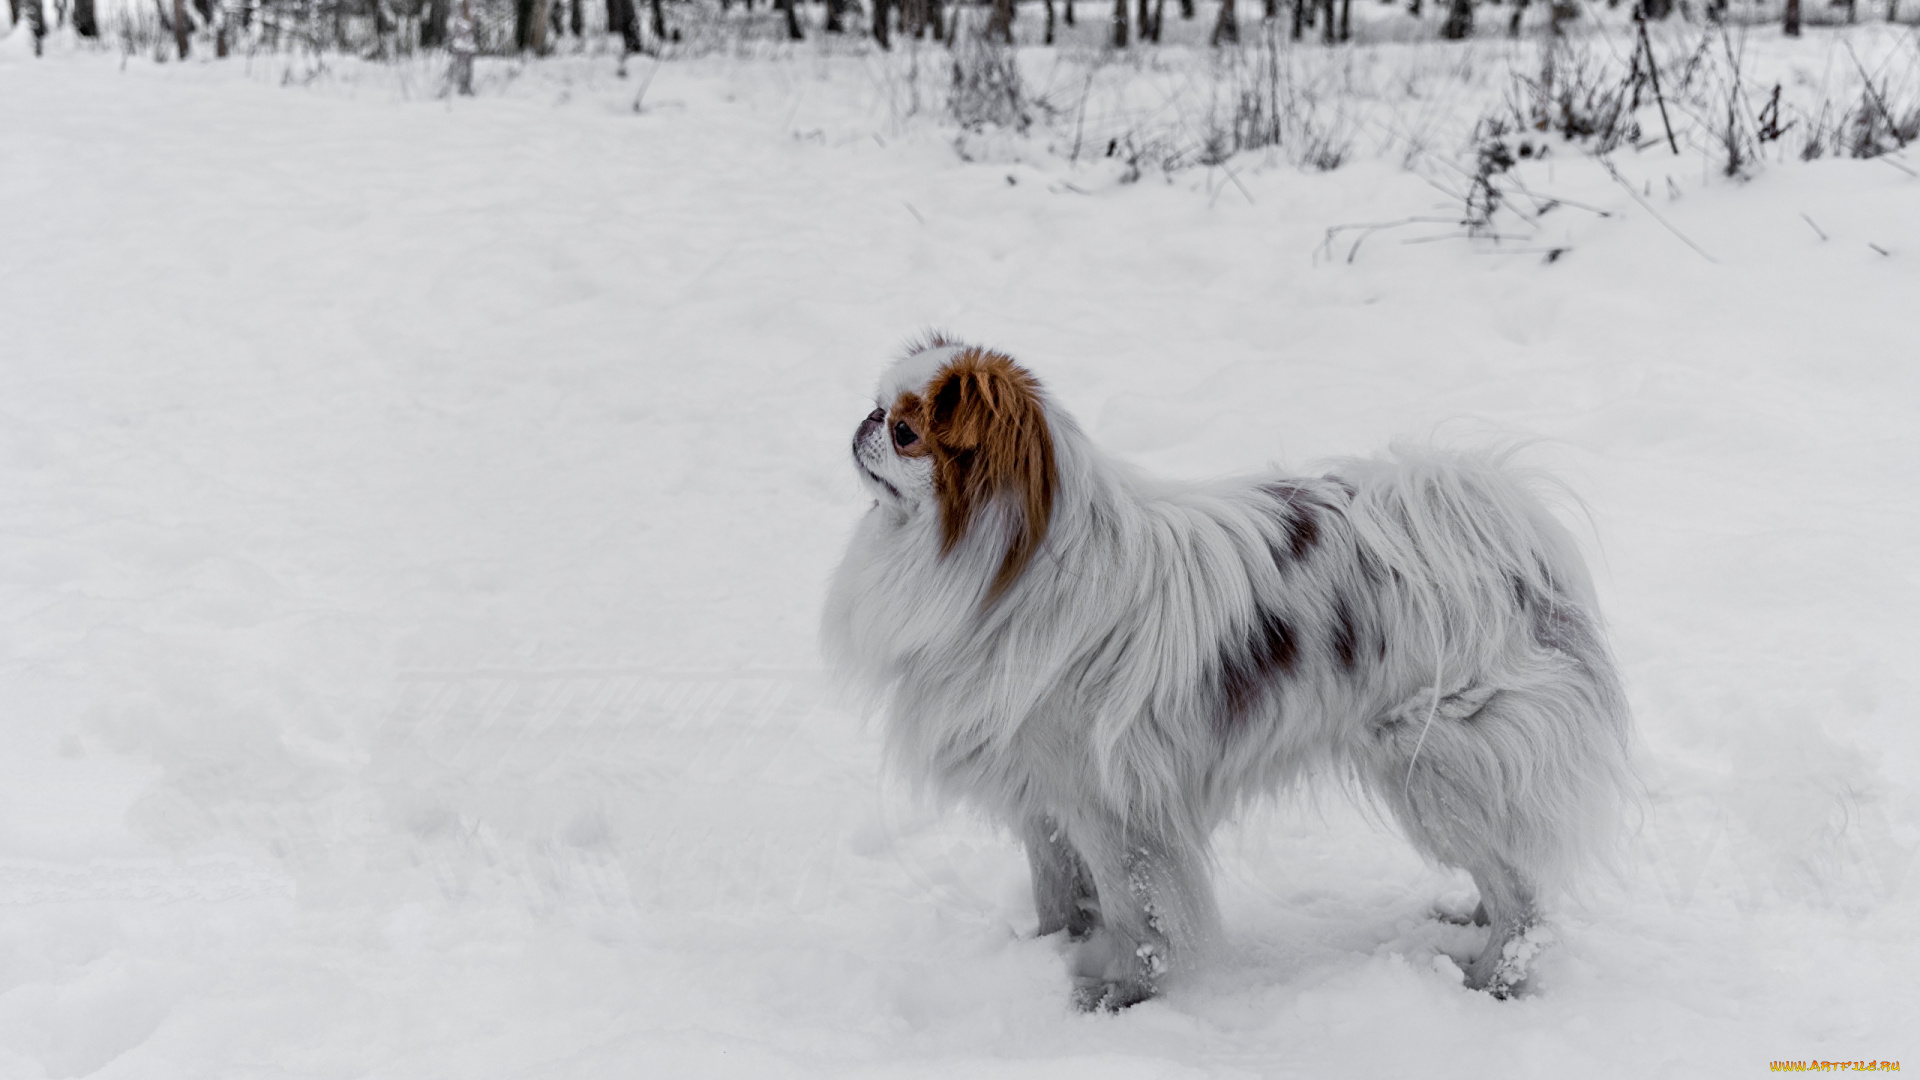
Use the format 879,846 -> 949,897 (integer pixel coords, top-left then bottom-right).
1070,978 -> 1154,1013
1066,927 -> 1163,1010
1461,923 -> 1554,999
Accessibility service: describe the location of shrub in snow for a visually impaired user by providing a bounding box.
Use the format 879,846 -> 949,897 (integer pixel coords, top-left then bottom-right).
948,28 -> 1028,132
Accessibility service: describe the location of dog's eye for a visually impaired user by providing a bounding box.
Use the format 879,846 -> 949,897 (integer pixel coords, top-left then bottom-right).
892,421 -> 919,449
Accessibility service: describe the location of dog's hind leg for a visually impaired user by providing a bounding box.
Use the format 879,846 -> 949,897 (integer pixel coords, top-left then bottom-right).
1462,859 -> 1546,997
1360,676 -> 1597,998
1022,814 -> 1099,940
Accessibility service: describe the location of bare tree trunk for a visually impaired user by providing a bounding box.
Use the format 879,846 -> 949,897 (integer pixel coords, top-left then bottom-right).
380,0 -> 403,55
74,0 -> 97,35
610,0 -> 641,51
422,0 -> 448,45
173,0 -> 190,56
1211,0 -> 1237,42
1179,0 -> 1192,15
778,0 -> 802,38
569,0 -> 581,35
1319,0 -> 1333,41
449,0 -> 476,93
1149,0 -> 1163,37
1782,0 -> 1799,34
1506,0 -> 1526,36
1337,0 -> 1348,39
649,0 -> 666,39
22,0 -> 44,54
989,0 -> 1013,40
1042,0 -> 1053,41
1262,0 -> 1276,17
1110,0 -> 1126,44
874,0 -> 892,45
1291,0 -> 1304,37
1065,0 -> 1074,23
1440,0 -> 1471,38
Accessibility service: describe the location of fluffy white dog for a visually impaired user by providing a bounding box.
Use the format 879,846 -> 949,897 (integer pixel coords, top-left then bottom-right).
824,338 -> 1633,1009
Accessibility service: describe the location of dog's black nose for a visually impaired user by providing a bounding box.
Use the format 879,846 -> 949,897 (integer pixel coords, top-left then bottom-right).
857,408 -> 884,444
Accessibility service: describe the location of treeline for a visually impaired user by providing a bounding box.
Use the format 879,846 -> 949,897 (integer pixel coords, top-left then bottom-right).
6,0 -> 1908,61
8,0 -> 656,57
10,0 -> 98,52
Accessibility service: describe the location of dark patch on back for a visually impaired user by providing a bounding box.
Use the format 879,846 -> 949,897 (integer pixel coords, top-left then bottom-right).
1288,506 -> 1320,560
1331,594 -> 1359,671
1509,574 -> 1531,610
1219,605 -> 1299,727
1259,481 -> 1324,564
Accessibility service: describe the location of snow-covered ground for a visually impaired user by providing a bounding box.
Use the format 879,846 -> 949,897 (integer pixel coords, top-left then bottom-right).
3,27 -> 1917,1078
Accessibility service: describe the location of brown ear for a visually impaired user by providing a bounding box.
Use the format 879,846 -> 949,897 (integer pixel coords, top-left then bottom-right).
925,349 -> 1056,605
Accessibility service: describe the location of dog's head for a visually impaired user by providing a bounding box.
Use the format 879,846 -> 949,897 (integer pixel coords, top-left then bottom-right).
851,336 -> 1057,603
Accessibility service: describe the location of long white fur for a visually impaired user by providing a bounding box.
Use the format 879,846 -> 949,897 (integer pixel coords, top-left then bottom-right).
824,344 -> 1634,1007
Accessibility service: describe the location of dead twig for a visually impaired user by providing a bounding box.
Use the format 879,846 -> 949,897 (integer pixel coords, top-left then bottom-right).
1637,11 -> 1680,156
1321,216 -> 1461,264
1601,158 -> 1717,263
1875,154 -> 1918,177
1845,40 -> 1911,151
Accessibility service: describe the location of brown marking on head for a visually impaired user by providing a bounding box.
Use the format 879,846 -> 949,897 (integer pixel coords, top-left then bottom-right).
886,391 -> 933,459
914,347 -> 1057,605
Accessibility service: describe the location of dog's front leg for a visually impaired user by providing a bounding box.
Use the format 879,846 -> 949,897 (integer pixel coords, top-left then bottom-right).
1022,814 -> 1099,940
1063,816 -> 1215,1012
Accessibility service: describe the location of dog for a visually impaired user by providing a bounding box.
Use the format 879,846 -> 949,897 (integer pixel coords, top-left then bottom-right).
823,337 -> 1633,1009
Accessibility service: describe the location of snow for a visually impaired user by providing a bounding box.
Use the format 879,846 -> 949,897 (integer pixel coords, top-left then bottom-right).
2,25 -> 1918,1078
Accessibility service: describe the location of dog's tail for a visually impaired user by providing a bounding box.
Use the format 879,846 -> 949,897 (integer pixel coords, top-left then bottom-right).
1331,445 -> 1636,890
1332,445 -> 1597,636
